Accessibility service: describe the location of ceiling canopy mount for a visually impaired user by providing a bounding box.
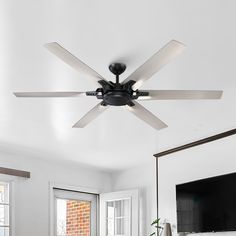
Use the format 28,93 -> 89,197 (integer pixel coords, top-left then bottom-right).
109,63 -> 126,76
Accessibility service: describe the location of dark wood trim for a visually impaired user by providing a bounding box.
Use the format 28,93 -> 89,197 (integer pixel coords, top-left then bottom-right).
154,128 -> 236,158
156,158 -> 159,236
0,167 -> 30,178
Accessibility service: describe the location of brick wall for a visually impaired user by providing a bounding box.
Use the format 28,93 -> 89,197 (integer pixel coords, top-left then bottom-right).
66,200 -> 91,236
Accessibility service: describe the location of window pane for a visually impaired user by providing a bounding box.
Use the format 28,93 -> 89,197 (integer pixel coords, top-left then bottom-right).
0,205 -> 9,226
0,184 -> 9,204
0,227 -> 9,236
56,198 -> 91,236
115,200 -> 130,217
106,200 -> 131,236
107,218 -> 114,236
107,202 -> 115,219
56,199 -> 66,236
115,218 -> 130,236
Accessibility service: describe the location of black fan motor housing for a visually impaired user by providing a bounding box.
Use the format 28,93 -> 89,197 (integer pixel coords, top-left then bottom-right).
103,90 -> 131,106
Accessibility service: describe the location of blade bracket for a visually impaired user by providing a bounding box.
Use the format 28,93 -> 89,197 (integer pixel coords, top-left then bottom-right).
101,101 -> 108,106
138,91 -> 149,96
98,80 -> 113,91
86,91 -> 97,96
131,91 -> 149,99
127,101 -> 135,107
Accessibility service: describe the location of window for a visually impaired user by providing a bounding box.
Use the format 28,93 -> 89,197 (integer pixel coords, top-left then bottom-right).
54,188 -> 97,236
100,189 -> 139,236
106,199 -> 131,236
0,182 -> 10,236
56,198 -> 92,236
106,200 -> 131,236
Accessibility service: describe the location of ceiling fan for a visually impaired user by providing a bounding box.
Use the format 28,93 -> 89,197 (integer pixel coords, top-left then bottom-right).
14,40 -> 223,130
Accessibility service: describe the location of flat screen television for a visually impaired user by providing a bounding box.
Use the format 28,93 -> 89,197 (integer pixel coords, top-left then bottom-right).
176,172 -> 236,234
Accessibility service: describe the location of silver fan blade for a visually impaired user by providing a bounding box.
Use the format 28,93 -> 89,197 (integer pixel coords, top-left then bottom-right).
45,42 -> 108,84
138,90 -> 223,100
126,101 -> 167,130
73,102 -> 108,128
122,40 -> 186,90
14,92 -> 86,97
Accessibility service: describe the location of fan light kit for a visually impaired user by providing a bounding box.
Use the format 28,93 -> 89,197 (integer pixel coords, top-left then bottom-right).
14,40 -> 223,130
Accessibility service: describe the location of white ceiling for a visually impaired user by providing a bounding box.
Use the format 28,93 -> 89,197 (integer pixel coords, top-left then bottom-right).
0,0 -> 235,172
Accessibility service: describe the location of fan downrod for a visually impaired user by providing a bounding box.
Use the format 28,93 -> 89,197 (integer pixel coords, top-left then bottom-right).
109,63 -> 126,76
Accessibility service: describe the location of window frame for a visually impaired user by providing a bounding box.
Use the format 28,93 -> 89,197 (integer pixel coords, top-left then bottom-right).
49,182 -> 100,236
0,177 -> 15,236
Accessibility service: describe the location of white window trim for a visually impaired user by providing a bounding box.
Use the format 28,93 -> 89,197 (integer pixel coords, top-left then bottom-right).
0,175 -> 15,236
100,189 -> 139,236
49,181 -> 101,236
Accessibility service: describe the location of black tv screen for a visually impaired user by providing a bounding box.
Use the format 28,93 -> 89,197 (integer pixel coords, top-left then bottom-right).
176,172 -> 236,233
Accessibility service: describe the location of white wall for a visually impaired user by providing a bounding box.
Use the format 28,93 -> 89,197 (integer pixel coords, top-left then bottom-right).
159,135 -> 236,236
0,152 -> 112,236
112,135 -> 236,236
111,160 -> 157,236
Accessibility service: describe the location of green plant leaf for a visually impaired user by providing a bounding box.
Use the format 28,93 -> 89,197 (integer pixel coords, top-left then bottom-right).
151,218 -> 160,226
155,226 -> 162,229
